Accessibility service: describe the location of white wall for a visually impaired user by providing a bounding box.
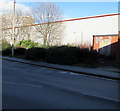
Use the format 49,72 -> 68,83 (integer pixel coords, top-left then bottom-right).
118,15 -> 120,32
62,15 -> 118,46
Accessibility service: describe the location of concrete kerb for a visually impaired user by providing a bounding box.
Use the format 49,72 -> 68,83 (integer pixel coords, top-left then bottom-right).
1,56 -> 120,81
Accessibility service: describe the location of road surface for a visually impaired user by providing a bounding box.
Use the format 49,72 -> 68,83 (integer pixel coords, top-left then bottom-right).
2,59 -> 119,109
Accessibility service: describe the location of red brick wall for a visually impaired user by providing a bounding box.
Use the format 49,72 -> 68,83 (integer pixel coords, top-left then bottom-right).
93,35 -> 118,56
93,37 -> 99,50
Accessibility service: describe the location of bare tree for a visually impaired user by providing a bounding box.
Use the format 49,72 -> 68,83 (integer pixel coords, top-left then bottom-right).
19,16 -> 34,40
2,13 -> 34,44
32,2 -> 64,46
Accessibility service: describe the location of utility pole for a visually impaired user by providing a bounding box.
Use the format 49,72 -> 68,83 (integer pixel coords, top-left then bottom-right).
12,0 -> 16,57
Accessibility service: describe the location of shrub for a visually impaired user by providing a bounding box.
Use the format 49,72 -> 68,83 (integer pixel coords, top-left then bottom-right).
2,48 -> 12,56
77,48 -> 90,63
15,40 -> 39,49
77,48 -> 99,65
25,47 -> 46,60
14,48 -> 26,56
0,51 -> 2,55
46,46 -> 79,65
86,50 -> 99,65
2,47 -> 26,56
0,40 -> 11,51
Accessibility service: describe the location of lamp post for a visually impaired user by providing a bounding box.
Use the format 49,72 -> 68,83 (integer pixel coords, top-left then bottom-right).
12,0 -> 16,57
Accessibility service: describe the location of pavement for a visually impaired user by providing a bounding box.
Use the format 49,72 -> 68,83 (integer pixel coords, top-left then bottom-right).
1,55 -> 120,80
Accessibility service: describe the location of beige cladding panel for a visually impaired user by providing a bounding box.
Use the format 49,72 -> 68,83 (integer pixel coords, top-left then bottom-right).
62,15 -> 118,45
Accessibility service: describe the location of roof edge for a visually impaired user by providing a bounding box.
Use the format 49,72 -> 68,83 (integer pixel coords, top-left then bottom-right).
60,13 -> 120,22
93,34 -> 118,37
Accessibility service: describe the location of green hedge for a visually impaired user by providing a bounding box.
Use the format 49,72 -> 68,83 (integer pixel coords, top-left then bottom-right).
2,48 -> 12,56
2,43 -> 101,66
46,46 -> 100,65
46,46 -> 79,65
77,48 -> 99,65
25,47 -> 46,60
14,48 -> 26,56
2,47 -> 26,56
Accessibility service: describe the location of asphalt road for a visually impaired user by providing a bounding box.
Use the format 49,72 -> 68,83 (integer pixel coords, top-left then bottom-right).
2,59 -> 119,109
